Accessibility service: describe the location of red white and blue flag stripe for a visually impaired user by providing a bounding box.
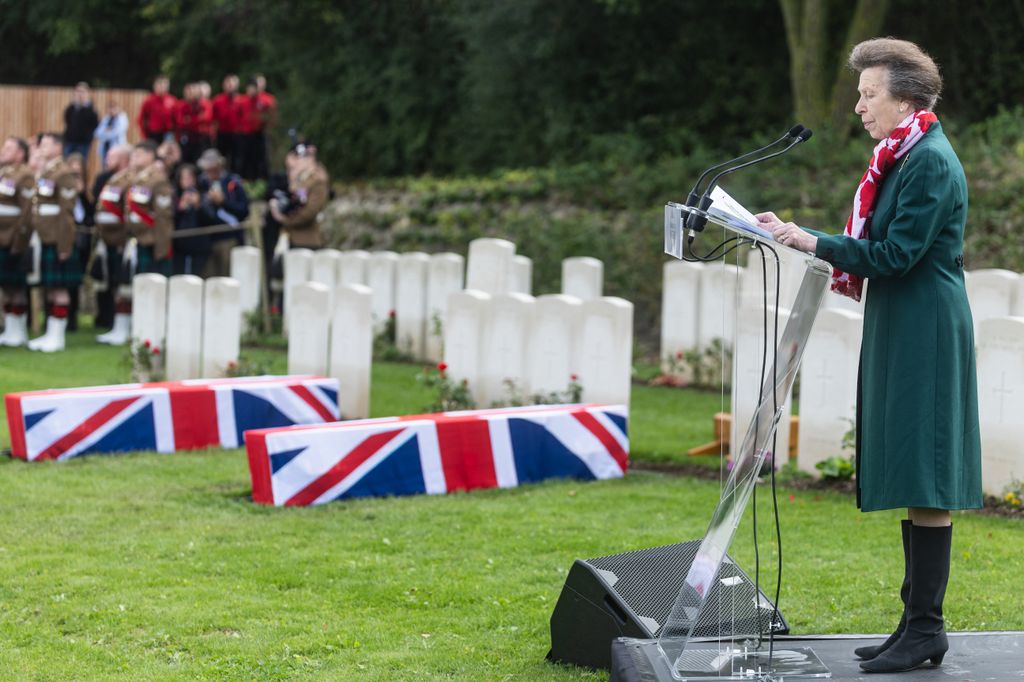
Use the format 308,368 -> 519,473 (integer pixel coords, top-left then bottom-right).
245,403 -> 628,506
6,375 -> 339,462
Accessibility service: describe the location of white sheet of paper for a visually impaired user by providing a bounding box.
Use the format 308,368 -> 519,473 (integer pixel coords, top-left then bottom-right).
708,185 -> 774,240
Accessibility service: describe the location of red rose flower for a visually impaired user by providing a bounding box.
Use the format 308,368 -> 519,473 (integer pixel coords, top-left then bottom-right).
143,339 -> 151,349
389,309 -> 396,318
152,347 -> 161,355
437,362 -> 448,372
570,373 -> 579,382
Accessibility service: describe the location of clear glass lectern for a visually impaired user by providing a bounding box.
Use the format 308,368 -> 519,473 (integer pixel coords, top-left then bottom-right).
657,203 -> 832,681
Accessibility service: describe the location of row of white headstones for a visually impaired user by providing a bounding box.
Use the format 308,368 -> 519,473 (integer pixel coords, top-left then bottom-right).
662,256 -> 1024,494
130,239 -> 631,422
278,238 -> 632,413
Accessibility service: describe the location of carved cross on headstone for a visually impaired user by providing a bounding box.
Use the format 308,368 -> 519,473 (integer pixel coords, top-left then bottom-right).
994,370 -> 1013,424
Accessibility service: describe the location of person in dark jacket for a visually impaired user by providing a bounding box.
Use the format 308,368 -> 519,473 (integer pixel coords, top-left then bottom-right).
758,38 -> 979,674
196,148 -> 248,277
172,163 -> 212,276
63,82 -> 99,170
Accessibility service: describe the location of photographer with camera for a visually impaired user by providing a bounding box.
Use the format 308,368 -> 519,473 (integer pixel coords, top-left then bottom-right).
268,142 -> 327,250
196,148 -> 248,277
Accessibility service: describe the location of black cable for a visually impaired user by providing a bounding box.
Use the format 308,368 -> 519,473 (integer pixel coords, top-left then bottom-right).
682,234 -> 750,263
753,241 -> 785,666
751,244 -> 770,649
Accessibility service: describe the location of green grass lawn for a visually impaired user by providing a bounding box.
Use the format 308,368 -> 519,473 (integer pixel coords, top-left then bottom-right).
1,332 -> 1020,681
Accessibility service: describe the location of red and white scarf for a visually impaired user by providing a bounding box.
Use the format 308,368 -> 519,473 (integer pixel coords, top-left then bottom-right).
831,109 -> 937,300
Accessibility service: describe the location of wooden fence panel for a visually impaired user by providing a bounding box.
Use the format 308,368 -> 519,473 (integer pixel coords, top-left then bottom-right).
0,84 -> 148,181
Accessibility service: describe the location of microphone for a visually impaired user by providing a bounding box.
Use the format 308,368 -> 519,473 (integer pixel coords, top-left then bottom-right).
688,128 -> 813,238
684,124 -> 804,229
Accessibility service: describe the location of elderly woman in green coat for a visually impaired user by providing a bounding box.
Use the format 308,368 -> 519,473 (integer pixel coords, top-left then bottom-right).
757,38 -> 981,674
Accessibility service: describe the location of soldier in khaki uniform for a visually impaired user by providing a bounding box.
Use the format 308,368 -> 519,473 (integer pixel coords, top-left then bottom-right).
268,143 -> 328,249
27,132 -> 81,353
0,137 -> 36,347
125,141 -> 173,279
93,155 -> 137,345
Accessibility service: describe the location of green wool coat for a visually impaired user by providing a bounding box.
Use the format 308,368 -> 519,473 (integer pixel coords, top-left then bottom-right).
810,122 -> 982,512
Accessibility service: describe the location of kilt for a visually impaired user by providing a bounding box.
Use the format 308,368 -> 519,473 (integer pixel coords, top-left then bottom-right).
40,244 -> 82,289
0,247 -> 28,286
136,245 -> 172,277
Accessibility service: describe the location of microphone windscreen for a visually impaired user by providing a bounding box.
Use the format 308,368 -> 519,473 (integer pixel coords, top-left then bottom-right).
788,124 -> 805,138
798,128 -> 814,141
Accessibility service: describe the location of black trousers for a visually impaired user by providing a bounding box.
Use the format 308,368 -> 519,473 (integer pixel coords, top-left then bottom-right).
216,132 -> 239,175
240,133 -> 268,180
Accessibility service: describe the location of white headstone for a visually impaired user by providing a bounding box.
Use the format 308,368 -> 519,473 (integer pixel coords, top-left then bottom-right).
311,249 -> 342,291
287,282 -> 331,376
338,250 -> 370,286
329,284 -> 374,419
730,305 -> 793,468
229,245 -> 261,314
967,269 -> 1019,338
425,253 -> 465,362
797,309 -> 863,475
395,252 -> 430,359
164,275 -> 204,381
976,316 -> 1024,496
562,256 -> 603,300
698,263 -> 742,349
507,255 -> 533,295
443,290 -> 492,402
661,260 -> 704,376
130,273 -> 168,348
576,297 -> 634,406
526,294 -> 582,396
465,238 -> 515,294
283,248 -> 314,333
201,277 -> 242,377
367,251 -> 399,333
740,248 -> 805,312
478,293 -> 535,406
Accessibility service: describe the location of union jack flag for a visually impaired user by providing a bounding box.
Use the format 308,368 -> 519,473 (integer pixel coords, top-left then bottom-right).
245,403 -> 628,506
6,376 -> 339,462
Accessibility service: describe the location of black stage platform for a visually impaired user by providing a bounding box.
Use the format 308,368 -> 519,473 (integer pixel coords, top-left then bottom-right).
610,632 -> 1024,681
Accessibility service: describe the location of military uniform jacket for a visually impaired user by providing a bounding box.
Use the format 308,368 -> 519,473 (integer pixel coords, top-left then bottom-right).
95,168 -> 135,248
31,158 -> 79,257
0,163 -> 35,252
280,166 -> 328,249
126,167 -> 173,260
812,122 -> 982,513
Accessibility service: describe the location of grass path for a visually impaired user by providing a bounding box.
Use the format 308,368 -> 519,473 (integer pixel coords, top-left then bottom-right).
0,333 -> 1020,680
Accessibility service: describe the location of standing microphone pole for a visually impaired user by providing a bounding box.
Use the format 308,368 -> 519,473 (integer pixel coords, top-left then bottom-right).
684,124 -> 804,229
687,128 -> 813,239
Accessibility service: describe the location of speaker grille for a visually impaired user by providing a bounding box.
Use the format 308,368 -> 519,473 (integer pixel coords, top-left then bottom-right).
585,540 -> 783,638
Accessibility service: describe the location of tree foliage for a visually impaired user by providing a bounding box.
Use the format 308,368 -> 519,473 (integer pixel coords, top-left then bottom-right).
0,0 -> 1022,177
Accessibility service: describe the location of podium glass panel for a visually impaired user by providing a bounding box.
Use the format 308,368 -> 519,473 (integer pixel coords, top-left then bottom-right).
660,204 -> 832,680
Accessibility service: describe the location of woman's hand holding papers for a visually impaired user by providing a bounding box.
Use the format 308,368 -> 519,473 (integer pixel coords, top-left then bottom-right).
755,212 -> 818,253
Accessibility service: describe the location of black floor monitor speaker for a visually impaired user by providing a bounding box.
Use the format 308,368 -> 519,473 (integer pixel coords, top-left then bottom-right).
548,540 -> 789,670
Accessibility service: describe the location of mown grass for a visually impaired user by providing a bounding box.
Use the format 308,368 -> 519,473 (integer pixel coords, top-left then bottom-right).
0,332 -> 1020,681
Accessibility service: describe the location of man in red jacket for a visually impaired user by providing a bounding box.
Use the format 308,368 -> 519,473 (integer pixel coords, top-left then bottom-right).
235,79 -> 260,180
137,76 -> 178,144
176,82 -> 214,163
212,74 -> 240,173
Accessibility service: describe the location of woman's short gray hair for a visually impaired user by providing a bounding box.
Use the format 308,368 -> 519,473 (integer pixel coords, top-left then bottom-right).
850,38 -> 942,110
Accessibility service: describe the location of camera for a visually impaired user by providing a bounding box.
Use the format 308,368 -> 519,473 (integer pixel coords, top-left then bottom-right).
272,188 -> 298,215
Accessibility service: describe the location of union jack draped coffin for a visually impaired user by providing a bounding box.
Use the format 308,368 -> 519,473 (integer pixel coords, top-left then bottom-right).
245,403 -> 628,506
6,375 -> 339,462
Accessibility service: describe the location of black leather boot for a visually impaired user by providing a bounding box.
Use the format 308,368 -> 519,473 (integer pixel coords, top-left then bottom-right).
854,519 -> 912,660
860,524 -> 951,673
